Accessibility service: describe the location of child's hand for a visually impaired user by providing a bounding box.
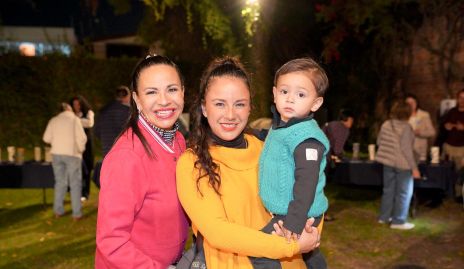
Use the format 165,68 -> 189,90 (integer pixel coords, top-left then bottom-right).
273,219 -> 304,242
280,223 -> 298,242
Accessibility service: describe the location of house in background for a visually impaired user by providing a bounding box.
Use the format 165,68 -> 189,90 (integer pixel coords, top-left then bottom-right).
1,26 -> 76,56
0,0 -> 147,58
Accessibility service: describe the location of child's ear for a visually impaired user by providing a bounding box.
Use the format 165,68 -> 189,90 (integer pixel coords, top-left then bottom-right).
311,97 -> 324,112
272,86 -> 278,103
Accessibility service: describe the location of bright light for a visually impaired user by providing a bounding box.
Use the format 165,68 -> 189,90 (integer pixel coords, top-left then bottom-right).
19,43 -> 36,56
242,0 -> 261,36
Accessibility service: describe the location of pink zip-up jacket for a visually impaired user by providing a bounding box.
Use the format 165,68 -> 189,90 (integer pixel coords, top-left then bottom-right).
95,124 -> 188,269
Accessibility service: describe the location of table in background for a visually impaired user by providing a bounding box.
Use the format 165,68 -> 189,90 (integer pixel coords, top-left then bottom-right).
333,160 -> 456,197
0,161 -> 54,204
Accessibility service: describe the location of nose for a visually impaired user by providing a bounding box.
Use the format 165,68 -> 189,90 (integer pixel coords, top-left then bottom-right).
286,93 -> 294,103
224,106 -> 236,120
158,91 -> 170,106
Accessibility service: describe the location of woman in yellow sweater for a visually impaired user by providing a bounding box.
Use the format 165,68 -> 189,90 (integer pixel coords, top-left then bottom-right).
176,57 -> 321,268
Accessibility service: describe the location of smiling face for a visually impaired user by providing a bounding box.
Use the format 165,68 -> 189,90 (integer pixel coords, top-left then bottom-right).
273,71 -> 323,122
132,64 -> 184,130
201,76 -> 251,141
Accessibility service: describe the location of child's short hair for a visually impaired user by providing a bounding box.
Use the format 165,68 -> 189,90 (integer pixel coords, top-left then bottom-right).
274,58 -> 329,97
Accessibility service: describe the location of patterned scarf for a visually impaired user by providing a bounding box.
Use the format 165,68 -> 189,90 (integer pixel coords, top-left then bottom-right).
139,112 -> 179,145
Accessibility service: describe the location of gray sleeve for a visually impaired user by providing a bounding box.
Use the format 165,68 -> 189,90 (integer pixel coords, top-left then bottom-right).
283,138 -> 325,234
400,125 -> 418,170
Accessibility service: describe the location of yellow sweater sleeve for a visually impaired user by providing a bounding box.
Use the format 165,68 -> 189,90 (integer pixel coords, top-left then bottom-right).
176,152 -> 300,259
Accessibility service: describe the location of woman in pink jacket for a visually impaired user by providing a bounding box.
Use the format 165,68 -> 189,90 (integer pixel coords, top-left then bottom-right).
95,55 -> 188,268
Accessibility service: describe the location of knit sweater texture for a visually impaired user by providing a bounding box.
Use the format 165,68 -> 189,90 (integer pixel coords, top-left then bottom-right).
376,119 -> 417,170
259,120 -> 329,217
176,134 -> 307,269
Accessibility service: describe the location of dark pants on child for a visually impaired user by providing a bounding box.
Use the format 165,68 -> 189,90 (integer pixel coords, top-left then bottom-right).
249,215 -> 326,269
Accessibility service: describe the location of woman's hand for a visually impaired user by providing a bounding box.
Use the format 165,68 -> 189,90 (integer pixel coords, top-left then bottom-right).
297,219 -> 320,253
272,218 -> 320,252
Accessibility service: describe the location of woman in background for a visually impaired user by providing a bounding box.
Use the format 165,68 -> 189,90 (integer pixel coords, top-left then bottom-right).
376,100 -> 420,230
70,95 -> 95,201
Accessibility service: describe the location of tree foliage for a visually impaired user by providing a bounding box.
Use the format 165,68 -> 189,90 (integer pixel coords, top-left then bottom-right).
0,54 -> 137,148
316,0 -> 463,96
415,0 -> 464,96
313,0 -> 463,141
140,0 -> 241,55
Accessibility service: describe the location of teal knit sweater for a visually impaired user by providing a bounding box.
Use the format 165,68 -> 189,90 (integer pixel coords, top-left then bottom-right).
259,119 -> 330,217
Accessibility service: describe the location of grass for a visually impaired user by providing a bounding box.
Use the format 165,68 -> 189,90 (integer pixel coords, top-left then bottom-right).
0,187 -> 98,269
1,183 -> 463,269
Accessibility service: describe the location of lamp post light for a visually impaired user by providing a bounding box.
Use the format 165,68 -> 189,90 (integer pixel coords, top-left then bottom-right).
242,0 -> 261,40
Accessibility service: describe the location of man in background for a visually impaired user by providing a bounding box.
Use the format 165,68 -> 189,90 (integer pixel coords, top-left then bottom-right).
441,89 -> 464,203
93,86 -> 131,188
322,109 -> 354,221
323,109 -> 354,162
43,103 -> 87,220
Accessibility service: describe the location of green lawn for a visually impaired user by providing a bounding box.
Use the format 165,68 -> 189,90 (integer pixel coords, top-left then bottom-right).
0,187 -> 98,269
1,183 -> 463,269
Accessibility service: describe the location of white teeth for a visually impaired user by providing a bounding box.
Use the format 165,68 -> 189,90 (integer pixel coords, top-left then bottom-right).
155,110 -> 174,116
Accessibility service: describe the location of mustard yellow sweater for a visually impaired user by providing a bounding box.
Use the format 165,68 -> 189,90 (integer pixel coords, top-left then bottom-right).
176,134 -> 306,269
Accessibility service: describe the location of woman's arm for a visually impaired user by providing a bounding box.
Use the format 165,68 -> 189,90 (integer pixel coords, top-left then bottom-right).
400,125 -> 418,171
80,110 -> 95,128
176,152 -> 301,259
96,149 -> 154,269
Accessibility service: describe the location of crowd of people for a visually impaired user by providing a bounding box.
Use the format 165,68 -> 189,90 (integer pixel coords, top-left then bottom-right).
39,53 -> 464,268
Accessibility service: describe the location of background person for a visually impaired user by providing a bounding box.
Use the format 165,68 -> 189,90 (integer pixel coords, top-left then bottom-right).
95,85 -> 131,157
70,95 -> 95,201
376,100 -> 420,230
405,93 -> 436,162
95,55 -> 188,269
176,57 -> 321,269
322,108 -> 354,222
323,109 -> 354,162
43,102 -> 87,220
93,86 -> 131,188
441,89 -> 464,201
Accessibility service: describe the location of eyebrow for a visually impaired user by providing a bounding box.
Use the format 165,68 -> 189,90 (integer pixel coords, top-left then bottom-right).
211,98 -> 249,102
143,84 -> 180,91
278,85 -> 309,91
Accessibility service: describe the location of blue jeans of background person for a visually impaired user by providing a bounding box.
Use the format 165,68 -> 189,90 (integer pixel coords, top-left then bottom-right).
379,165 -> 413,224
52,155 -> 82,218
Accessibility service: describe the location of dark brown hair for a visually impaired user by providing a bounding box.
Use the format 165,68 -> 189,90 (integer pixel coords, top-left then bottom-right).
120,55 -> 184,158
188,56 -> 251,195
390,100 -> 412,121
69,95 -> 92,117
274,57 -> 329,97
